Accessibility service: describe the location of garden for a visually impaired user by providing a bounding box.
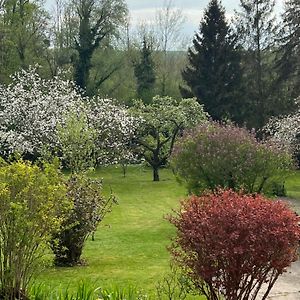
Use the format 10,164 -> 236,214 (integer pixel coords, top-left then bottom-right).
35,166 -> 300,299
0,0 -> 300,298
0,67 -> 300,300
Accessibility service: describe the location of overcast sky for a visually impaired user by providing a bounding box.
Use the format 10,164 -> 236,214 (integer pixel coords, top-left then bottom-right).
46,0 -> 285,40
126,0 -> 284,43
127,0 -> 239,37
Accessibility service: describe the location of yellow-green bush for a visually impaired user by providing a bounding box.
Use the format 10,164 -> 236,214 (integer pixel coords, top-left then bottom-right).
0,159 -> 71,299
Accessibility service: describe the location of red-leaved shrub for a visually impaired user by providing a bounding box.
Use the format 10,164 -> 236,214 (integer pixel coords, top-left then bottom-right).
169,189 -> 300,300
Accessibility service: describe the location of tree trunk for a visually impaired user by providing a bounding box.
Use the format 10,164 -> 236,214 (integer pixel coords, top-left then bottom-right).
74,51 -> 91,92
153,166 -> 160,181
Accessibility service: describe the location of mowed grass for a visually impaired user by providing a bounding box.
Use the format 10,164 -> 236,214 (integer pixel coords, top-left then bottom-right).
36,167 -> 300,295
285,170 -> 300,199
37,166 -> 187,293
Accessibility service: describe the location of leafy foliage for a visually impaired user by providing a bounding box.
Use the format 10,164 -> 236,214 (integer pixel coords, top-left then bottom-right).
0,0 -> 49,81
171,122 -> 293,194
169,189 -> 300,300
0,159 -> 70,299
131,96 -> 208,181
72,0 -> 128,92
58,111 -> 96,173
51,174 -> 116,266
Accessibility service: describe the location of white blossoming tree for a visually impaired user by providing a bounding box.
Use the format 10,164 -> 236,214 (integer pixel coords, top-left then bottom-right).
0,67 -> 140,167
264,98 -> 300,163
0,67 -> 82,158
87,98 -> 140,167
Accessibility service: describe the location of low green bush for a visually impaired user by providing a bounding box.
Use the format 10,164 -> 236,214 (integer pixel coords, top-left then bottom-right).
51,174 -> 116,266
0,159 -> 70,299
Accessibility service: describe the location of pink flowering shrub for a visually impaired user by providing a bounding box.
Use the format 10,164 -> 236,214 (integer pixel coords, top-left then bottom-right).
169,189 -> 300,300
171,122 -> 293,194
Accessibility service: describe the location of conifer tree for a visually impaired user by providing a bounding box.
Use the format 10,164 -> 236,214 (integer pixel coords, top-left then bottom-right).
277,0 -> 300,99
180,0 -> 244,124
235,0 -> 288,129
134,38 -> 156,104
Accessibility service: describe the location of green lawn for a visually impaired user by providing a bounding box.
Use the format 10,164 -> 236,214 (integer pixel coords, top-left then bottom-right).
285,171 -> 300,199
37,166 -> 188,294
36,167 -> 300,296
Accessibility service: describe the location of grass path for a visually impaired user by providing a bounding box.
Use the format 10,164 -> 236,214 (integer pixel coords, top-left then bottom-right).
37,166 -> 187,293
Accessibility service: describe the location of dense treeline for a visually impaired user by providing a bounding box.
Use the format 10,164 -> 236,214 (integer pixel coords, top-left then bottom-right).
0,0 -> 299,129
0,0 -> 187,101
181,0 -> 300,129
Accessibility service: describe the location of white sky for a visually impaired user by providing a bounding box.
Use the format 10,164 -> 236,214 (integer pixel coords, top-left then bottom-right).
46,0 -> 285,40
126,0 -> 284,38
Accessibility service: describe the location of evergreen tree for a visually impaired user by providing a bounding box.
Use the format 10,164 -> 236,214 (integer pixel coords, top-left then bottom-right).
277,0 -> 300,99
180,0 -> 244,124
235,0 -> 291,129
134,38 -> 156,104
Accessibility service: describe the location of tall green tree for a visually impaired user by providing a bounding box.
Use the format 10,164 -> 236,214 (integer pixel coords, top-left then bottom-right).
134,38 -> 156,104
72,0 -> 127,92
235,0 -> 291,129
277,0 -> 300,99
0,0 -> 48,82
180,0 -> 244,124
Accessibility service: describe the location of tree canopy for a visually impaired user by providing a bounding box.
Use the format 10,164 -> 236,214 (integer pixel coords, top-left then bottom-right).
131,96 -> 208,181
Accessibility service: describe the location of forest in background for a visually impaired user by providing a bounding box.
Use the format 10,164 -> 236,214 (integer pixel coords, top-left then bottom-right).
0,0 -> 299,130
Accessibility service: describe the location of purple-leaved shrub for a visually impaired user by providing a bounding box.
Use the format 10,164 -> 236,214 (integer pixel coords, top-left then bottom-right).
171,122 -> 293,194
